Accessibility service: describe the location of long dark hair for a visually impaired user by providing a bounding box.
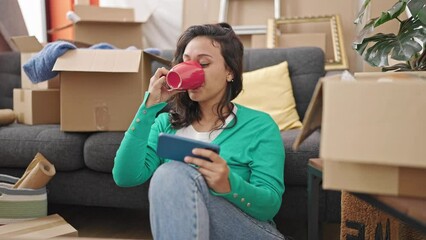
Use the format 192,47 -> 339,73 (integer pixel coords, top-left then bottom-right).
168,22 -> 244,130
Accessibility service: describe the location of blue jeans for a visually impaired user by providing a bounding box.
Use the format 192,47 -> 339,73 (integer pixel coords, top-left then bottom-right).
149,161 -> 285,240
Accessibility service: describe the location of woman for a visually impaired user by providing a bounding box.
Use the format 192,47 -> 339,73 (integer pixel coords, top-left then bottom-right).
113,22 -> 286,240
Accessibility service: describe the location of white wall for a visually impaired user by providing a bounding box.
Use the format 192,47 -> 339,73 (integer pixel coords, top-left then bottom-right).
17,0 -> 47,42
100,0 -> 182,49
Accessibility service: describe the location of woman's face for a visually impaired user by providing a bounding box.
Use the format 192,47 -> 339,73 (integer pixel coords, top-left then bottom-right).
182,36 -> 232,105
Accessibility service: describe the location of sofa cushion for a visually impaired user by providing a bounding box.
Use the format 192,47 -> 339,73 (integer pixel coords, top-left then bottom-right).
242,47 -> 325,121
0,52 -> 21,109
281,129 -> 320,186
0,123 -> 88,171
84,132 -> 123,173
234,61 -> 302,131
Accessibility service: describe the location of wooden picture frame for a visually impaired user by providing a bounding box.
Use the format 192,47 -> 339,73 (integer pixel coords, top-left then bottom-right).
219,0 -> 281,35
267,15 -> 349,71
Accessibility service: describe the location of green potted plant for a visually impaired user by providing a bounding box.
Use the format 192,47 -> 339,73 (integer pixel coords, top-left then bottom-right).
353,0 -> 426,71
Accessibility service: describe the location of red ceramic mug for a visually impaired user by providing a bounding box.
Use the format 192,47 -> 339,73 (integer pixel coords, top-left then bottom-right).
166,61 -> 205,90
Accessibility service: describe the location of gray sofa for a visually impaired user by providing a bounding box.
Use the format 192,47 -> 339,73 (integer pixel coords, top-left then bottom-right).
0,47 -> 340,238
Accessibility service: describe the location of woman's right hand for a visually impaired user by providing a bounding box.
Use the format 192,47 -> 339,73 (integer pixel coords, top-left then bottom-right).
146,67 -> 181,108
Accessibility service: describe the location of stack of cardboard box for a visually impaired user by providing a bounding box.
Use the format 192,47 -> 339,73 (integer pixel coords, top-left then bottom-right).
11,36 -> 60,125
10,4 -> 164,132
11,38 -> 169,132
294,71 -> 426,198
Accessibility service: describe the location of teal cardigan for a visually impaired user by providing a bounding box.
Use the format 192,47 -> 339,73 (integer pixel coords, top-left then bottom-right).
113,92 -> 285,221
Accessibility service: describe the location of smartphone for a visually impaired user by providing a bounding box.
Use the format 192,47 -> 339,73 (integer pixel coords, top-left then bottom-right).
156,133 -> 220,162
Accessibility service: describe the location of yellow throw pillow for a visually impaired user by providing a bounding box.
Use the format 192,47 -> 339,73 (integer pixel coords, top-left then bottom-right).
233,61 -> 302,131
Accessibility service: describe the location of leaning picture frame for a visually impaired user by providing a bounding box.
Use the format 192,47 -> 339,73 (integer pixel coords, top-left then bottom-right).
267,15 -> 349,71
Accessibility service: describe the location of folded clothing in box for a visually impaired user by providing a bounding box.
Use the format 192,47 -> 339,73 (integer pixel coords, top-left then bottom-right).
0,174 -> 47,225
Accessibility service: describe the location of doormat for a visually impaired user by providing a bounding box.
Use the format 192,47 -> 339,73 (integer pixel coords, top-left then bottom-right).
340,191 -> 425,240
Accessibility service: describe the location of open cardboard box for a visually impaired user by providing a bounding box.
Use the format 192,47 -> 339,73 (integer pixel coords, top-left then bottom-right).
294,71 -> 426,197
10,36 -> 60,90
52,5 -> 147,49
53,49 -> 170,132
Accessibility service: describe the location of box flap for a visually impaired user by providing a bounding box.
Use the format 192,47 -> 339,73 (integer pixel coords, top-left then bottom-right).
53,49 -> 141,73
293,74 -> 344,151
10,36 -> 43,52
142,50 -> 172,89
74,5 -> 137,22
292,76 -> 327,151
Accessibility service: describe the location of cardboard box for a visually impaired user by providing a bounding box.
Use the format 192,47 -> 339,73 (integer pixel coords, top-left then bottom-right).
293,72 -> 426,197
13,89 -> 60,125
10,36 -> 60,90
294,72 -> 426,167
73,5 -> 145,49
0,214 -> 78,239
320,76 -> 426,168
354,71 -> 426,81
182,0 -> 220,30
324,160 -> 426,198
53,49 -> 170,132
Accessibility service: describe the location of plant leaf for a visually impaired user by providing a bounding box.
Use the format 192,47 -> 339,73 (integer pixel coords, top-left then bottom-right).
354,1 -> 407,45
407,0 -> 425,17
391,39 -> 422,60
418,6 -> 426,25
354,18 -> 377,44
364,39 -> 393,66
373,1 -> 407,27
354,0 -> 372,24
354,17 -> 426,67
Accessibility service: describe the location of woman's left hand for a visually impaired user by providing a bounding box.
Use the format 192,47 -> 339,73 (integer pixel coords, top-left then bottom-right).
184,148 -> 231,193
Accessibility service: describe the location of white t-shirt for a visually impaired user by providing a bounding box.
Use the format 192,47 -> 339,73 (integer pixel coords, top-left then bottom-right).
176,105 -> 238,143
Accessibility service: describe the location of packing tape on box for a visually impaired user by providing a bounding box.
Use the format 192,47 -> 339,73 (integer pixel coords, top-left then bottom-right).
13,152 -> 56,189
19,89 -> 24,102
95,104 -> 109,130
